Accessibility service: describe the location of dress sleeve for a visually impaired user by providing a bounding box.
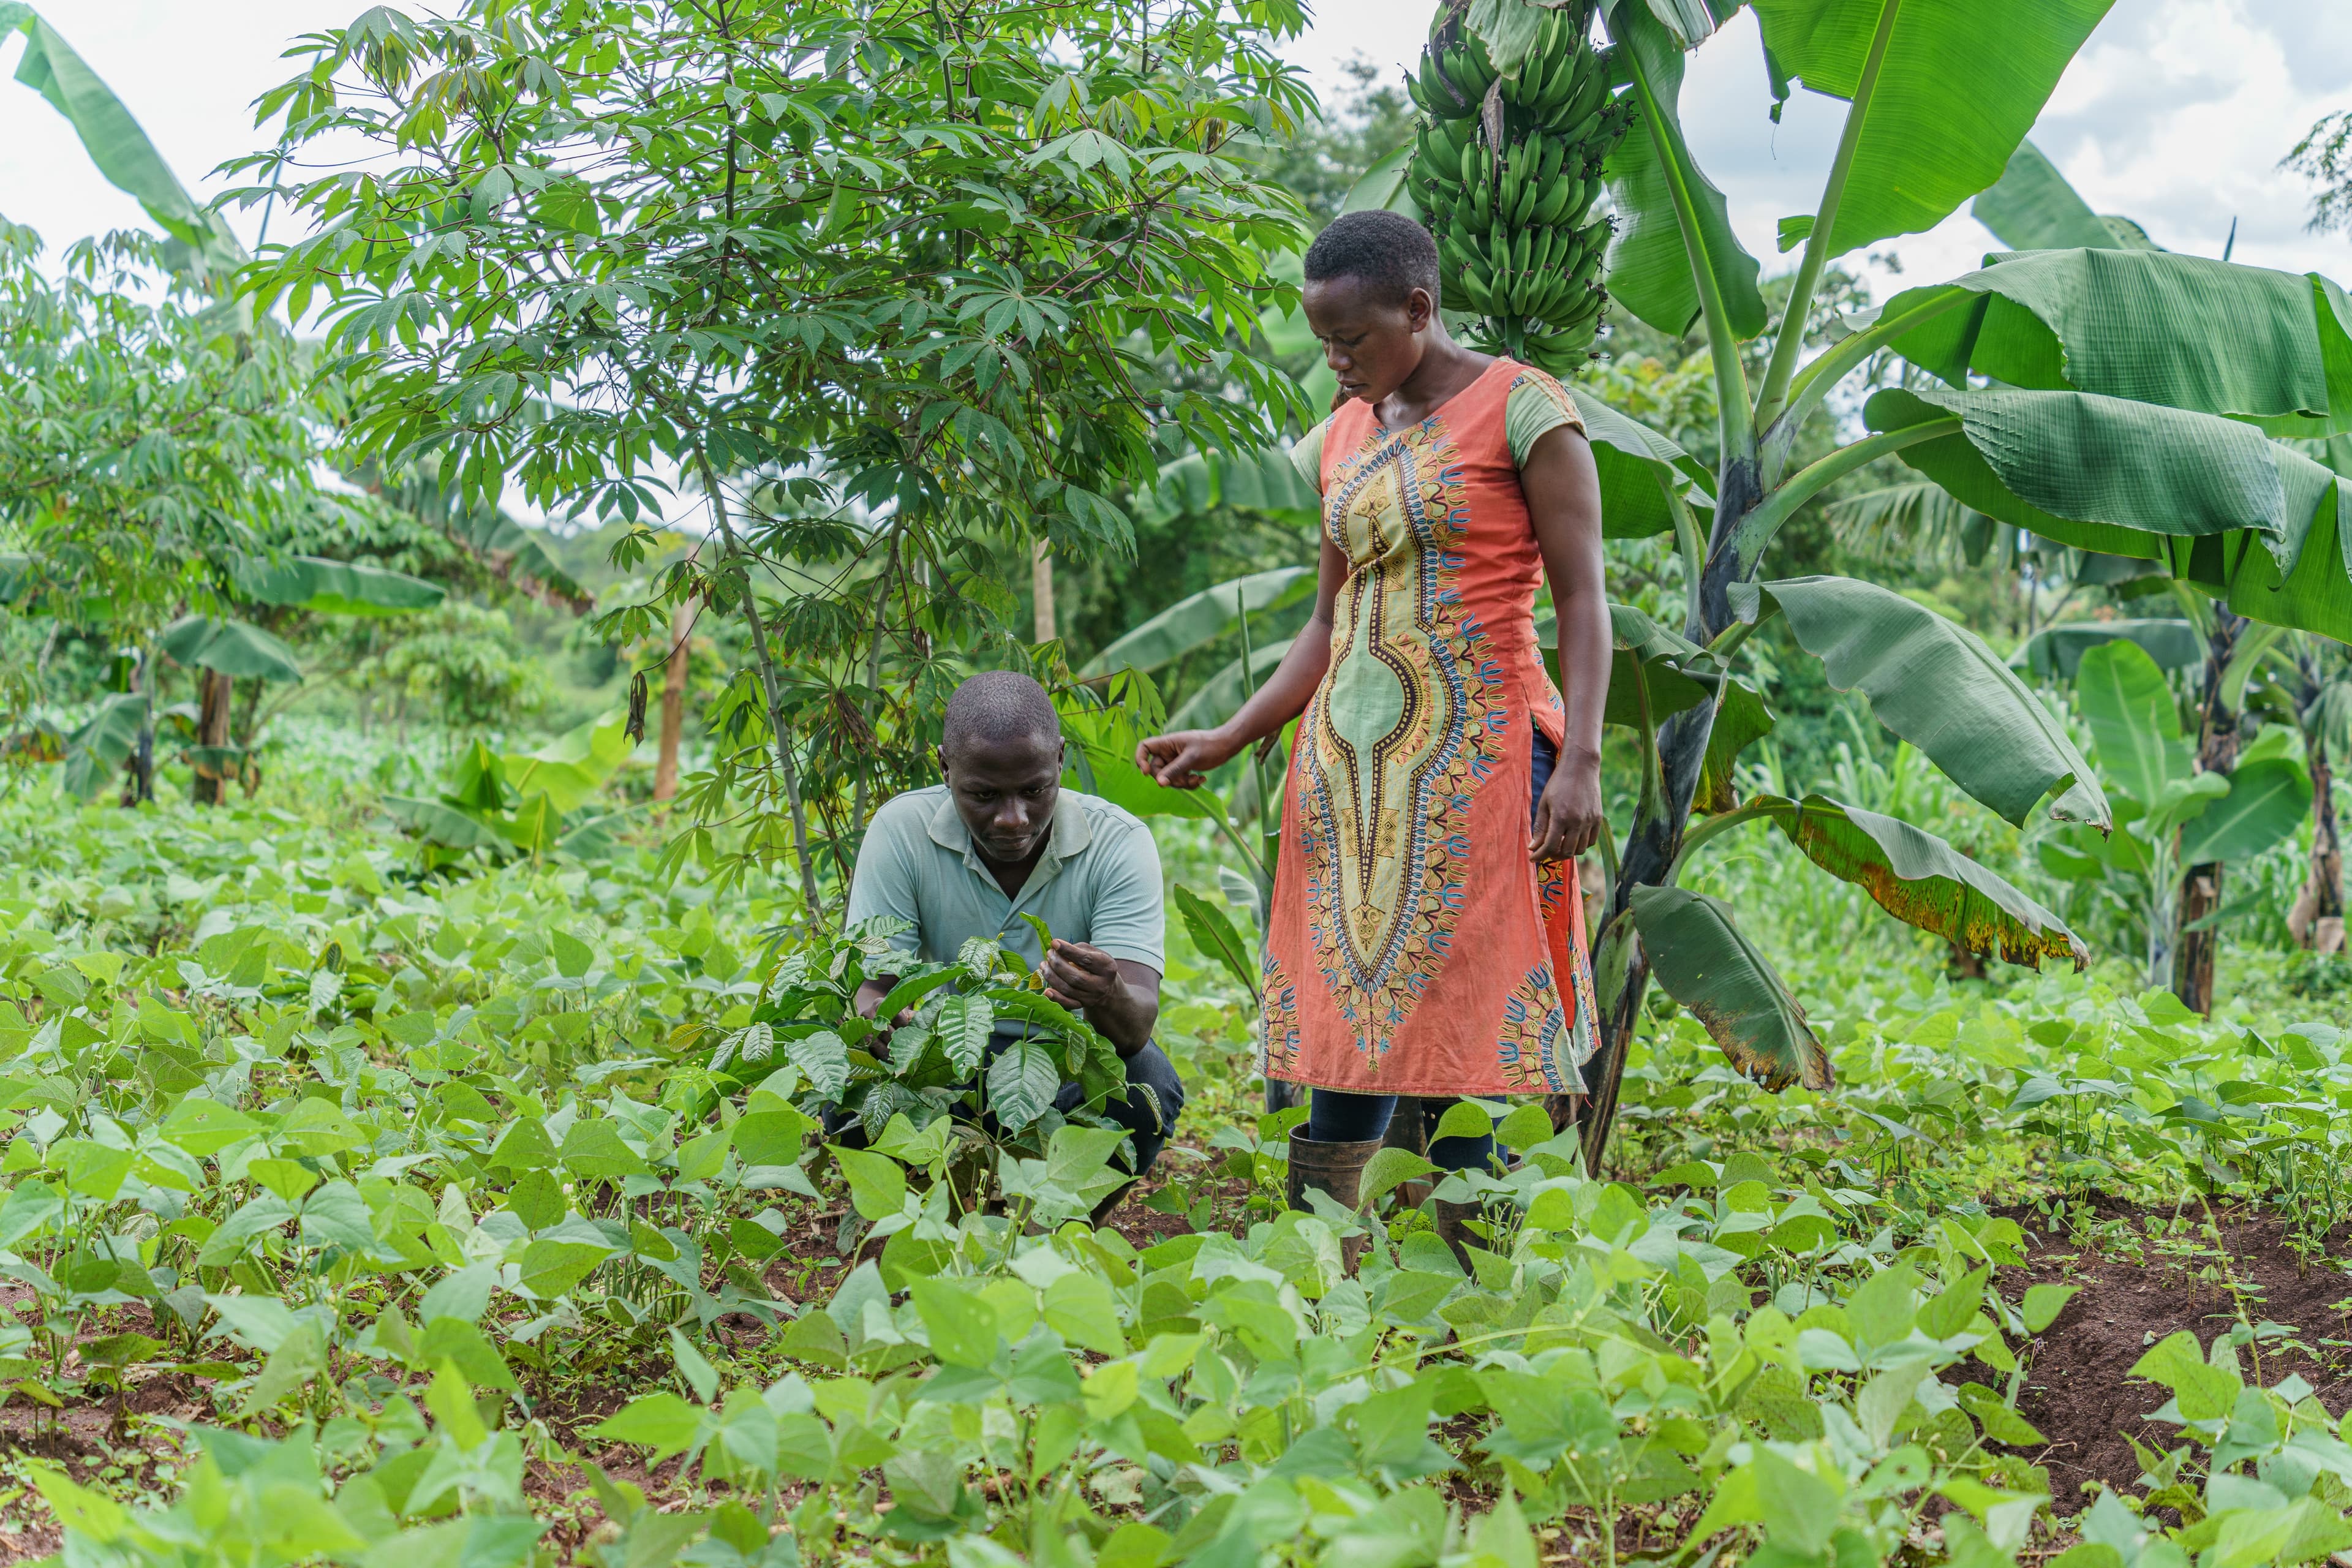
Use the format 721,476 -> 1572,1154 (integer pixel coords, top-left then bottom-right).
1504,369 -> 1588,469
1289,419 -> 1331,495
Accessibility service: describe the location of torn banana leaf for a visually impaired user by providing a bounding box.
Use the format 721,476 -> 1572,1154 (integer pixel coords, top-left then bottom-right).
1630,885 -> 1831,1093
1751,794 -> 2086,971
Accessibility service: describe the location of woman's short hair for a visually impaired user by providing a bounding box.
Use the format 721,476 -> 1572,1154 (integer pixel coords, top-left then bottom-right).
1303,209 -> 1443,309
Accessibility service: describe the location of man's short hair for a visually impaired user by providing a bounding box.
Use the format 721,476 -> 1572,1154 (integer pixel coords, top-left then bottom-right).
942,670 -> 1061,757
1304,209 -> 1443,311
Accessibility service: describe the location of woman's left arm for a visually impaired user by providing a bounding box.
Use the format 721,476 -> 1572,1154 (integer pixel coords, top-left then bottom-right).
1521,423 -> 1610,862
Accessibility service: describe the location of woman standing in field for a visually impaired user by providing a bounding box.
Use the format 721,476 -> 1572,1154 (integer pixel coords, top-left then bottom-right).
1137,209 -> 1613,1263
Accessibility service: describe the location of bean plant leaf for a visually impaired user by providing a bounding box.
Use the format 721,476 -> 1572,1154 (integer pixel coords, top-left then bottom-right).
783,1030 -> 850,1101
1630,885 -> 1831,1092
934,994 -> 995,1077
1732,575 -> 2109,829
986,1041 -> 1061,1134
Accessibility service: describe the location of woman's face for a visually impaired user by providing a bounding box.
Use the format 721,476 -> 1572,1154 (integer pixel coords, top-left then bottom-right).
1302,274 -> 1436,407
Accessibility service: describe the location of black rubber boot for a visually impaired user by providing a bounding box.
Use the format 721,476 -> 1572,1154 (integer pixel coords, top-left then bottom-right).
1433,1197 -> 1485,1274
1285,1126 -> 1384,1269
1381,1097 -> 1431,1207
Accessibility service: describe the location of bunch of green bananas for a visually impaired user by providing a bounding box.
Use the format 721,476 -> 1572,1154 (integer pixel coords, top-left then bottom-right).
1405,1 -> 1635,375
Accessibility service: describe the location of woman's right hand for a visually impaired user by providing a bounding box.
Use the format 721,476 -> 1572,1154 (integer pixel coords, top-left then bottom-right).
1136,728 -> 1244,789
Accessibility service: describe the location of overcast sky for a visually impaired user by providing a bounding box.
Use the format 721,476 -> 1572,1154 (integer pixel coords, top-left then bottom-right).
2,0 -> 2348,314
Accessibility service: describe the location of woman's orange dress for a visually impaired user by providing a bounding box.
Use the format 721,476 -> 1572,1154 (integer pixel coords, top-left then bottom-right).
1261,357 -> 1602,1097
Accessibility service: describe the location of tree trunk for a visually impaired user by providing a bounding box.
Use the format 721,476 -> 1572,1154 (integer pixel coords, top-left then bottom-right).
1031,539 -> 1057,644
2171,608 -> 2244,1013
119,655 -> 153,808
2297,737 -> 2344,954
654,599 -> 692,804
192,668 -> 232,806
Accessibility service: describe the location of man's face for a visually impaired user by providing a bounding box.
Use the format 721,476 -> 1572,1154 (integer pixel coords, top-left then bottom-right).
942,730 -> 1064,864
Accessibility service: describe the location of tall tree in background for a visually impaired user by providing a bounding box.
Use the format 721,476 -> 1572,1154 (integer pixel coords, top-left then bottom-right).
240,0 -> 1317,912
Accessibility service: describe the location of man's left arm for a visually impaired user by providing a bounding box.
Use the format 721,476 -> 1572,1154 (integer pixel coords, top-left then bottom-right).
1039,817 -> 1165,1057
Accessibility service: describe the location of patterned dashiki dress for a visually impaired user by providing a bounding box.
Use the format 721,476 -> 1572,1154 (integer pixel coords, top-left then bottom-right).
1259,356 -> 1602,1098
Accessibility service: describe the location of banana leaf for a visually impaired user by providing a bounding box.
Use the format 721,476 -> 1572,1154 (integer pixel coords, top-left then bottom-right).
501,717 -> 635,814
1694,676 -> 1775,814
1882,249 -> 2352,439
1340,142 -> 1418,219
1080,566 -> 1314,679
1599,0 -> 1768,342
1748,793 -> 2085,970
157,617 -> 303,684
2176,756 -> 2311,865
2,7 -> 243,276
2012,619 -> 2202,682
1572,388 -> 1717,540
1749,0 -> 2111,261
382,795 -> 508,852
1134,449 -> 1321,529
1060,704 -> 1222,823
1166,638 -> 1297,733
58,693 -> 144,801
2072,639 -> 2185,805
228,554 -> 446,617
1970,139 -> 2119,254
1864,385 -> 2352,642
1732,575 -> 2109,831
1630,885 -> 1831,1093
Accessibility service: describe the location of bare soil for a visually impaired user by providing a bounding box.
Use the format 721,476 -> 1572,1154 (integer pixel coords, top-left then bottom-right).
1995,1200 -> 2352,1512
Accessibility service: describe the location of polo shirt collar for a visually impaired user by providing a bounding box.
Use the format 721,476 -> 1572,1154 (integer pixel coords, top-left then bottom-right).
926,790 -> 1093,878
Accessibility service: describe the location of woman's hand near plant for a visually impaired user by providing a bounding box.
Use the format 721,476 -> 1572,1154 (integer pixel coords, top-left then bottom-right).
1137,537 -> 1347,787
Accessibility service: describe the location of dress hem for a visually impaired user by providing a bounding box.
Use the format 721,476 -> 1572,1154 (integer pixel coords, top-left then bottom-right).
1264,1071 -> 1588,1098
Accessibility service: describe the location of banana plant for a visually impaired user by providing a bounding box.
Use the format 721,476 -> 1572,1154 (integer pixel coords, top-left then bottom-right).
384,716 -> 638,869
2038,639 -> 2309,984
2226,630 -> 2352,952
1399,0 -> 2352,1163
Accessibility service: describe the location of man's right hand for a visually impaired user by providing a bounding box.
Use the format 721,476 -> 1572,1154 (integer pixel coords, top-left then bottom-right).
1136,728 -> 1244,790
853,976 -> 917,1030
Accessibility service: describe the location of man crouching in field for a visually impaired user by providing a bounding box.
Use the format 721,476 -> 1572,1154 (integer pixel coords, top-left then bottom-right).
840,670 -> 1185,1222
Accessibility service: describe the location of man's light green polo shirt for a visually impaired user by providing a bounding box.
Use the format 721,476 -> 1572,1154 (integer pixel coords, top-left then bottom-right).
845,786 -> 1164,973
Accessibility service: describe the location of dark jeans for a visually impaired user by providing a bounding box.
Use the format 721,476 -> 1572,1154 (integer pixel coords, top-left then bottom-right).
1058,1040 -> 1183,1178
1306,729 -> 1558,1170
824,1027 -> 1184,1179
